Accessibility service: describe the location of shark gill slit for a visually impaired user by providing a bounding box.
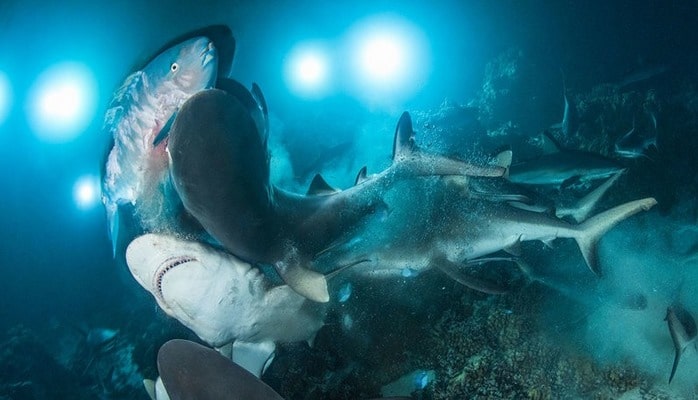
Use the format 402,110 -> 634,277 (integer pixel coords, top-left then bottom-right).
154,256 -> 197,301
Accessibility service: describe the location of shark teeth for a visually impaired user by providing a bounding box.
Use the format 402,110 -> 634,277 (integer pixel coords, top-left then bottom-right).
154,256 -> 197,303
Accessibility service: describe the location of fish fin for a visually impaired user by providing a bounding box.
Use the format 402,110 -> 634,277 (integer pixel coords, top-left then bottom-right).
355,166 -> 368,185
392,111 -> 417,161
503,240 -> 522,256
574,198 -> 657,276
494,150 -> 512,179
669,347 -> 681,384
154,376 -> 169,400
143,379 -> 157,400
274,259 -> 329,302
152,113 -> 176,146
251,83 -> 269,149
541,130 -> 563,154
232,340 -> 276,378
558,169 -> 625,222
307,174 -> 339,196
431,256 -> 510,295
391,111 -> 504,177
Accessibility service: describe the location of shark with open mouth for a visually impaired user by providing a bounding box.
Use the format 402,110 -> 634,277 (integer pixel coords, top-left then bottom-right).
125,233 -> 326,377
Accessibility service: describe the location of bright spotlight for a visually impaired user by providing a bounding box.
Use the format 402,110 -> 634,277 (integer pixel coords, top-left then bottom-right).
347,15 -> 431,106
285,43 -> 331,98
358,34 -> 406,83
28,62 -> 98,143
0,71 -> 10,126
73,175 -> 100,210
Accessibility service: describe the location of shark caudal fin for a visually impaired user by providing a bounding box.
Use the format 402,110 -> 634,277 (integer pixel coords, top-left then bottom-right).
665,304 -> 697,383
574,198 -> 657,276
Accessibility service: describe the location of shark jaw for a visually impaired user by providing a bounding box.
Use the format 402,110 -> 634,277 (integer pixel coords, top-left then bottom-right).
125,233 -> 326,350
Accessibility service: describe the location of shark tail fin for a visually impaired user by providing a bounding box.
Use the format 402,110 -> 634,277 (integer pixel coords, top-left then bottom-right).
574,198 -> 657,276
669,347 -> 682,384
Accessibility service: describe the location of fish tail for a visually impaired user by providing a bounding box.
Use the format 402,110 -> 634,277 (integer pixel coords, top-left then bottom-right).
574,198 -> 657,276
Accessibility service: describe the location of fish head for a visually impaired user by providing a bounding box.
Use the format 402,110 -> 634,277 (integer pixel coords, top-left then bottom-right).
126,233 -> 261,346
144,36 -> 218,99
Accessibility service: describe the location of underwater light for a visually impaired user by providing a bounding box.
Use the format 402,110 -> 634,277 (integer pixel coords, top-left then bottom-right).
73,175 -> 100,210
27,62 -> 98,143
0,71 -> 10,126
284,42 -> 331,98
347,14 -> 430,106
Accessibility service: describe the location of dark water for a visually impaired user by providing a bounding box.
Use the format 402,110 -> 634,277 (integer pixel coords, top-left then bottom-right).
1,0 -> 697,399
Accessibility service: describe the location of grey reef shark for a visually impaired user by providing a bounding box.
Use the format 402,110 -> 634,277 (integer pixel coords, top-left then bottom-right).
166,82 -> 505,303
508,130 -> 624,188
316,169 -> 654,294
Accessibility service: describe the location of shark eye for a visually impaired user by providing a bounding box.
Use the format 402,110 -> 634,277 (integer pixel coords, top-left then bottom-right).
170,63 -> 179,73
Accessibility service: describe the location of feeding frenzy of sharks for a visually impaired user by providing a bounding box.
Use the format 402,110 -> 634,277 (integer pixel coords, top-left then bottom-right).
100,26 -> 677,399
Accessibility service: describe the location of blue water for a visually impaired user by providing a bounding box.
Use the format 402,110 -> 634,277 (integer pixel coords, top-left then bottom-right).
1,1 -> 697,399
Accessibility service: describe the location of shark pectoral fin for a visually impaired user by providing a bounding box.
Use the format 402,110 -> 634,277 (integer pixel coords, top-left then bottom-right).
575,198 -> 658,276
431,257 -> 511,295
143,379 -> 157,400
232,340 -> 276,378
274,261 -> 329,302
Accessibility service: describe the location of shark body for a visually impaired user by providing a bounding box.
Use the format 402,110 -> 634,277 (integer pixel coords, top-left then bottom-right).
166,83 -> 504,302
125,233 -> 325,376
319,176 -> 656,291
509,131 -> 623,187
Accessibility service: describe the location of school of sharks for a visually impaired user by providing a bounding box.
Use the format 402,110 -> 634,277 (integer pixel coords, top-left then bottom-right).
89,23 -> 698,399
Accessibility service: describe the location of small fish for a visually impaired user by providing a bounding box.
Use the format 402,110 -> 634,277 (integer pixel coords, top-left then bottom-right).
101,34 -> 219,254
665,304 -> 697,383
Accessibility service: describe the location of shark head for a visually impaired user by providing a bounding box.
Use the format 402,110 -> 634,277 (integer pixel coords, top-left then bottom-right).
126,234 -> 326,348
126,233 -> 268,347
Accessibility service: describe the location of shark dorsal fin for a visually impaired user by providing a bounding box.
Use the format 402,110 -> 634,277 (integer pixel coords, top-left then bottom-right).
494,149 -> 512,179
307,174 -> 338,196
541,130 -> 563,154
354,166 -> 368,186
392,111 -> 417,161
